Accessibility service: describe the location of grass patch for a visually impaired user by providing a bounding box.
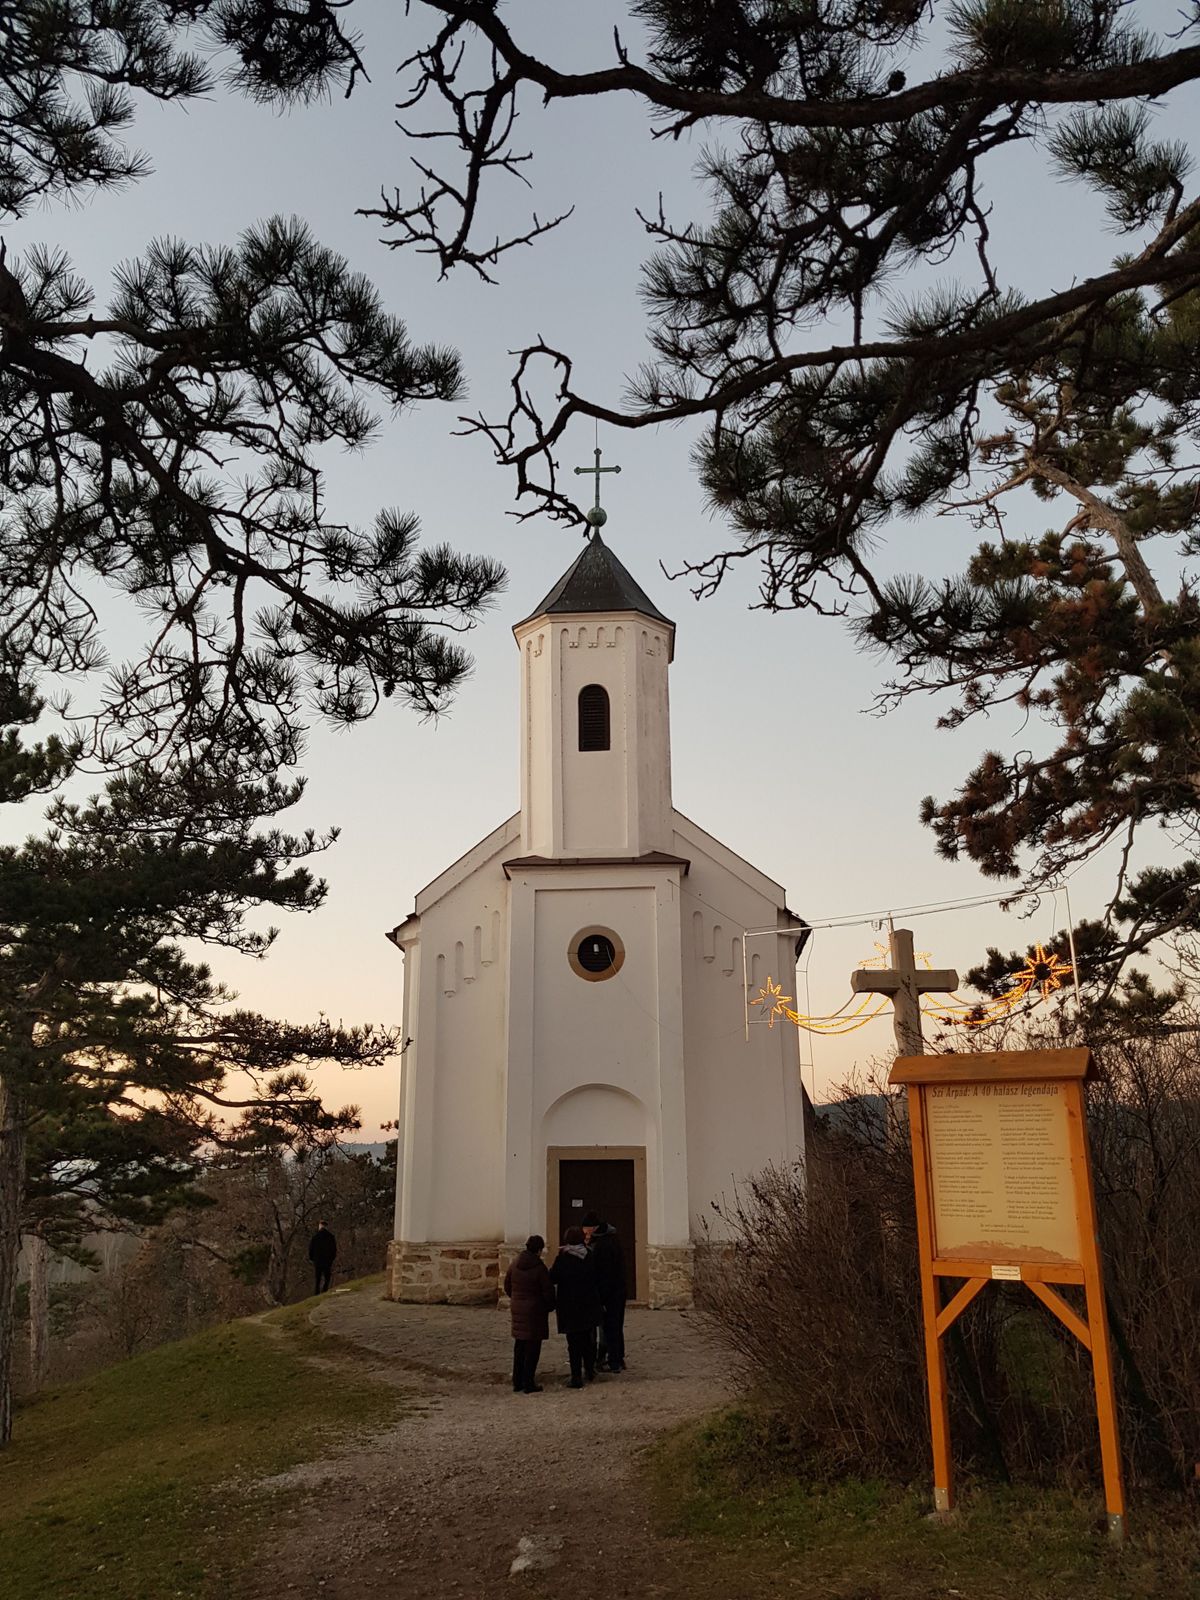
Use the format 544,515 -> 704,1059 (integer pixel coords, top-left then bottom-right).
649,1408 -> 1200,1600
1,1301 -> 400,1600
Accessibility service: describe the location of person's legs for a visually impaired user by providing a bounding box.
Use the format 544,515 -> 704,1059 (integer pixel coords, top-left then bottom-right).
596,1318 -> 609,1370
583,1326 -> 596,1381
599,1307 -> 616,1371
512,1340 -> 524,1391
523,1339 -> 543,1392
319,1264 -> 333,1293
314,1265 -> 323,1296
566,1331 -> 584,1386
608,1304 -> 626,1370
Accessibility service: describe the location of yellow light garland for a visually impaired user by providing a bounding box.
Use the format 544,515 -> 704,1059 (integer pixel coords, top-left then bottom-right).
753,943 -> 1073,1036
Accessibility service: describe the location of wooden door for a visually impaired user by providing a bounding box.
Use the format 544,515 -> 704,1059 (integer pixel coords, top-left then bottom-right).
557,1158 -> 638,1301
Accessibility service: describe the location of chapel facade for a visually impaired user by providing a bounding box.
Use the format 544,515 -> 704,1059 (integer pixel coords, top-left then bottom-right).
385,532 -> 806,1308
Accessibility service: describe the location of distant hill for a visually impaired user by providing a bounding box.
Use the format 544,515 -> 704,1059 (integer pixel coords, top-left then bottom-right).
340,1141 -> 391,1161
814,1093 -> 890,1136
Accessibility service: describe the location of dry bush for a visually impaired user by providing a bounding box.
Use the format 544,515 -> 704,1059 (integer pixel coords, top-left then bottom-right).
696,1087 -> 927,1475
698,1036 -> 1200,1490
1090,1030 -> 1200,1484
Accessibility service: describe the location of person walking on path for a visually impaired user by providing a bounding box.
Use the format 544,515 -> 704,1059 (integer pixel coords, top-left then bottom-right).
550,1226 -> 602,1388
503,1235 -> 555,1394
583,1212 -> 627,1373
308,1220 -> 338,1295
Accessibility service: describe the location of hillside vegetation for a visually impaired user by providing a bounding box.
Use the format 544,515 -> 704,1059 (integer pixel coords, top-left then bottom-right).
652,1410 -> 1200,1600
0,1292 -> 398,1600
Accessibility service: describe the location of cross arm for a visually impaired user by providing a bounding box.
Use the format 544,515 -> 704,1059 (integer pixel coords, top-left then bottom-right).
851,968 -> 959,994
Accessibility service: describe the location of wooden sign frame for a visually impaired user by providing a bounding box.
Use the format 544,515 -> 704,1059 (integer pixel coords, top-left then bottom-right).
889,1047 -> 1125,1538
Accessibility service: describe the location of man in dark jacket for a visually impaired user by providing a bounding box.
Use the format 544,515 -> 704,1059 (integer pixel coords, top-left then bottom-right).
503,1235 -> 555,1394
549,1227 -> 602,1387
583,1212 -> 627,1372
308,1220 -> 337,1294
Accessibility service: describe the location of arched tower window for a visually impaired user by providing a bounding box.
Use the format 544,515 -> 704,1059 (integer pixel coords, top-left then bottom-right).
578,684 -> 610,751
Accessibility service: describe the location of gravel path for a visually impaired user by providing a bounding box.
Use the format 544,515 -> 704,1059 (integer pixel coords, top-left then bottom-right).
236,1288 -> 748,1600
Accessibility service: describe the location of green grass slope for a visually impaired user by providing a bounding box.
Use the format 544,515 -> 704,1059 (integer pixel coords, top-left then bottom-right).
0,1297 -> 398,1600
650,1410 -> 1200,1600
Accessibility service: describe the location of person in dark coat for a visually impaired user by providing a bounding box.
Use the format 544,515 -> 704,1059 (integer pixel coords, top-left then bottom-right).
308,1220 -> 337,1294
549,1226 -> 603,1387
583,1211 -> 628,1372
503,1235 -> 555,1394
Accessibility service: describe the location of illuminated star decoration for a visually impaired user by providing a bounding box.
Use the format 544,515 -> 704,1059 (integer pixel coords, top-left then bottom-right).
1015,944 -> 1073,1002
754,976 -> 798,1029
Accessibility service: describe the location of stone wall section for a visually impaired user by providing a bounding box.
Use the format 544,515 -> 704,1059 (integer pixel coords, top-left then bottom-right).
646,1244 -> 695,1309
387,1240 -> 500,1305
388,1239 -> 696,1308
495,1243 -> 522,1307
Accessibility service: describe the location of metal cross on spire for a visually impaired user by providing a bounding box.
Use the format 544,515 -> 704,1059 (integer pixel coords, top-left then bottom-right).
573,446 -> 621,537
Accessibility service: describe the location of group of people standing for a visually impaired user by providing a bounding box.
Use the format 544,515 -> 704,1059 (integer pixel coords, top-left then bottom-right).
503,1212 -> 628,1393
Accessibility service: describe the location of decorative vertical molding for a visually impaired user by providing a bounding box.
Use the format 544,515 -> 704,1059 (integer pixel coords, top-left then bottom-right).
522,638 -> 533,852
484,907 -> 501,966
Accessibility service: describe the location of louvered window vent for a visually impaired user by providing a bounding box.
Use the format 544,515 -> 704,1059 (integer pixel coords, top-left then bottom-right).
578,684 -> 610,751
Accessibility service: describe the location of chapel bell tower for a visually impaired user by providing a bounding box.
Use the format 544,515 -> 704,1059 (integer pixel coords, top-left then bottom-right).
512,464 -> 675,860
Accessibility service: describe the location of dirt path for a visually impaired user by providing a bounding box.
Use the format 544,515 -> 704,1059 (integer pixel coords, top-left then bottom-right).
236,1289 -> 762,1600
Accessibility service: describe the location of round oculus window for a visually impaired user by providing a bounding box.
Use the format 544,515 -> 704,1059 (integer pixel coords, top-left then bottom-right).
568,926 -> 625,983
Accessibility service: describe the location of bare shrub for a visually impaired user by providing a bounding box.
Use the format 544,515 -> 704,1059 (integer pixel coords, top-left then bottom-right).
696,1085 -> 927,1475
1090,1030 -> 1200,1484
698,1036 -> 1200,1489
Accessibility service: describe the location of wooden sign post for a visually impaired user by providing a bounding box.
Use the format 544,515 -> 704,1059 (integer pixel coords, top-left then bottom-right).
888,1047 -> 1125,1539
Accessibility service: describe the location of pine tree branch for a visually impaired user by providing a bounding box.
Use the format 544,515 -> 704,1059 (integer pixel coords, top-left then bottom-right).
1027,454 -> 1168,618
416,6 -> 1200,133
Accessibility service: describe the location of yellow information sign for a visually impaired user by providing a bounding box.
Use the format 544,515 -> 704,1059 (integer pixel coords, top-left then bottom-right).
889,1048 -> 1125,1538
925,1081 -> 1081,1264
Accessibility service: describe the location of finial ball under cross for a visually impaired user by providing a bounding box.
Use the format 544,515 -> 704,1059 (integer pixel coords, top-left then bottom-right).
574,446 -> 621,535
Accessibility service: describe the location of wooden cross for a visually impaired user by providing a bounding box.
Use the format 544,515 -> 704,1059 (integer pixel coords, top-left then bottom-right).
850,928 -> 958,1056
573,446 -> 621,530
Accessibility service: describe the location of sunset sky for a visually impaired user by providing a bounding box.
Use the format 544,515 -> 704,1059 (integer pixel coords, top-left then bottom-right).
6,1 -> 1191,1133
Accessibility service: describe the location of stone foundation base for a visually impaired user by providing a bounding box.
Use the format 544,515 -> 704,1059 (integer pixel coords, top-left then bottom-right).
646,1244 -> 695,1309
387,1238 -> 696,1308
386,1240 -> 500,1304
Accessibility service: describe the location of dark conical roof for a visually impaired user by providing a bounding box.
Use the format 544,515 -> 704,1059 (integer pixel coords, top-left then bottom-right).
518,534 -> 674,630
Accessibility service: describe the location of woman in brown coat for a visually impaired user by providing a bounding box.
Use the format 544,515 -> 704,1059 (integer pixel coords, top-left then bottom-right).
503,1235 -> 555,1394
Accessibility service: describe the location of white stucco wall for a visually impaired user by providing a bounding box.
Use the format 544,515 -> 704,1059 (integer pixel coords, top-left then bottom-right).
516,615 -> 673,858
674,812 -> 807,1235
393,817 -> 518,1244
502,866 -> 690,1248
542,1083 -> 650,1147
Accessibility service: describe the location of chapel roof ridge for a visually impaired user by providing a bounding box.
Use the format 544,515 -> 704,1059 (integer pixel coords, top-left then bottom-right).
515,532 -> 674,632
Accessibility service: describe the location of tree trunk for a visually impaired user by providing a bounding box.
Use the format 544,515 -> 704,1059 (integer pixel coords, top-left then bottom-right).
27,1231 -> 49,1393
0,1074 -> 28,1445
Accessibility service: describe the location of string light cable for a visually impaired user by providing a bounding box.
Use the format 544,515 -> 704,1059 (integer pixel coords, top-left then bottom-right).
687,875 -> 1084,1039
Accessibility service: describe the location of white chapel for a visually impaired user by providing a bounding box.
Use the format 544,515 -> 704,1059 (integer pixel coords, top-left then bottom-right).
385,523 -> 807,1308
